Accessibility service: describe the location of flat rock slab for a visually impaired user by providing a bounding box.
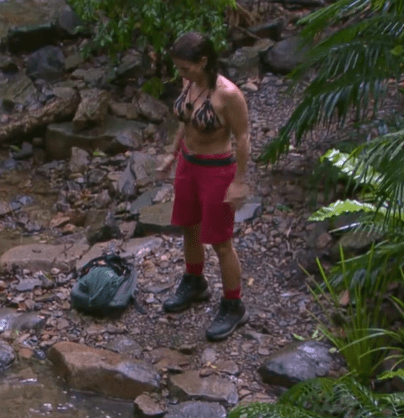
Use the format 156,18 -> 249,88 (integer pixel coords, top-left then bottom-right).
137,201 -> 181,235
0,340 -> 15,369
76,236 -> 163,270
169,370 -> 238,405
235,197 -> 262,223
0,308 -> 46,333
165,401 -> 227,418
258,340 -> 333,388
149,347 -> 190,372
0,242 -> 89,272
48,342 -> 160,399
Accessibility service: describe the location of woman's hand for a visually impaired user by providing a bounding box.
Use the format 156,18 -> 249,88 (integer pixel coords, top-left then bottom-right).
155,154 -> 176,181
224,180 -> 249,210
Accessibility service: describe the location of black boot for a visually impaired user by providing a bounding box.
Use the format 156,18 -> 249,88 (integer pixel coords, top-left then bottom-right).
206,297 -> 249,341
163,273 -> 211,313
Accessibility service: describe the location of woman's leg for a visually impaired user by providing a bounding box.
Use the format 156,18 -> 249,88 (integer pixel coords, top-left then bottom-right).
163,224 -> 210,313
212,239 -> 241,297
183,224 -> 204,275
206,239 -> 248,341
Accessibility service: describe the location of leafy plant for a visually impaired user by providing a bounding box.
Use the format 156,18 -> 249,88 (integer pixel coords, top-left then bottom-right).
307,255 -> 389,385
68,0 -> 236,56
259,0 -> 404,164
228,376 -> 404,418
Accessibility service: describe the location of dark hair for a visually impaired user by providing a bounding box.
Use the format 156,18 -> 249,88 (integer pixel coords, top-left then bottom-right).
170,32 -> 218,89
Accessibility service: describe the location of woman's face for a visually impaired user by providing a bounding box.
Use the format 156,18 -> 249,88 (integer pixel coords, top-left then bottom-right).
173,57 -> 207,83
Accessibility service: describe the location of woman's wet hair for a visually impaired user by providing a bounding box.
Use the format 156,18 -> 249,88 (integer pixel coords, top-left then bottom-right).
170,32 -> 218,89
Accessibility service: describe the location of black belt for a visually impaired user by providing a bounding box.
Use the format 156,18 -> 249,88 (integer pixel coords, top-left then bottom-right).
182,149 -> 236,166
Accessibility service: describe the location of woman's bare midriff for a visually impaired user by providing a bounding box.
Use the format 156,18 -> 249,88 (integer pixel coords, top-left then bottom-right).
183,124 -> 233,155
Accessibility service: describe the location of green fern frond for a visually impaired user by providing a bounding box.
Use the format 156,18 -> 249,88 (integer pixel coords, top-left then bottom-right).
378,368 -> 404,381
308,199 -> 378,221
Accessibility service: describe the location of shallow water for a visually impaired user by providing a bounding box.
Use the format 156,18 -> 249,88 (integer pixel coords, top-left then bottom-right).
1,361 -> 135,418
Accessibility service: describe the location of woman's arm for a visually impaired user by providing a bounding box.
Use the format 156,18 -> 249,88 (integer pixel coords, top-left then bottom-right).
225,87 -> 250,182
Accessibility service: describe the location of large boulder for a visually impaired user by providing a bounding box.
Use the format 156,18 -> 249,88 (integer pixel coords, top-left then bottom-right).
134,91 -> 169,123
261,36 -> 310,75
26,46 -> 65,82
48,342 -> 160,399
0,73 -> 37,108
0,0 -> 67,51
0,242 -> 89,272
258,340 -> 334,388
46,116 -> 144,159
72,89 -> 110,131
169,370 -> 238,405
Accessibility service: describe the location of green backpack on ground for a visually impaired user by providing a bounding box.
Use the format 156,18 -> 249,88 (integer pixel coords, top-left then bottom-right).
71,254 -> 138,316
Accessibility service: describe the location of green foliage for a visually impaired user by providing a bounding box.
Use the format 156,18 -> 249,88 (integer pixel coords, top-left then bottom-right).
259,0 -> 404,164
378,368 -> 404,382
228,376 -> 404,418
141,77 -> 165,99
68,0 -> 235,56
308,255 -> 389,385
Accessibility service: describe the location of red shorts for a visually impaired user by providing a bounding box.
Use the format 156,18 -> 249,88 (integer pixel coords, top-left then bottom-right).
171,145 -> 236,244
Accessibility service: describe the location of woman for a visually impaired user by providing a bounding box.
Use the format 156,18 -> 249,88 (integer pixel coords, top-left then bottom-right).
157,31 -> 250,341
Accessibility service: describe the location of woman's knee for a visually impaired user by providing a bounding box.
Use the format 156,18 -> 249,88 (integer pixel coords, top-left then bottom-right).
212,240 -> 233,258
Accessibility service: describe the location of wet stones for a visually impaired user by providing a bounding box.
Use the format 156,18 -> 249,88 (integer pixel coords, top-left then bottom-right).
0,340 -> 15,369
258,340 -> 334,388
48,342 -> 161,399
165,401 -> 227,418
168,370 -> 238,405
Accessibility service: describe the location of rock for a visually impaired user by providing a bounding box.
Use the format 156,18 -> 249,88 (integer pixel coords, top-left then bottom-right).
262,36 -> 310,75
113,51 -> 148,82
316,232 -> 333,250
0,202 -> 12,216
118,151 -> 156,198
235,197 -> 262,223
76,236 -> 163,270
166,401 -> 227,418
73,89 -> 110,131
216,360 -> 240,376
0,340 -> 15,369
48,342 -> 160,399
109,102 -> 139,120
0,56 -> 18,74
130,187 -> 162,215
46,116 -> 144,160
85,209 -> 121,245
0,242 -> 89,272
247,19 -> 285,41
169,370 -> 238,405
12,142 -> 34,160
0,73 -> 37,108
225,40 -> 274,81
14,278 -> 42,292
69,147 -> 90,173
134,394 -> 165,418
106,336 -> 142,359
64,53 -> 85,71
71,68 -> 106,85
137,201 -> 179,235
201,348 -> 217,365
26,46 -> 65,82
56,6 -> 83,36
134,91 -> 168,123
149,348 -> 190,372
0,308 -> 46,333
258,340 -> 334,388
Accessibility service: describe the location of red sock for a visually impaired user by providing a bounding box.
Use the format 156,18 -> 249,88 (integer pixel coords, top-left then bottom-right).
224,287 -> 241,300
186,262 -> 204,276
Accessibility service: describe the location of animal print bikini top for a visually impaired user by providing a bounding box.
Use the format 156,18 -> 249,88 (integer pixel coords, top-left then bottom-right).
173,81 -> 222,133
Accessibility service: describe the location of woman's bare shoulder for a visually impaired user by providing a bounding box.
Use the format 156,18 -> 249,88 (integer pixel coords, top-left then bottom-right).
217,75 -> 246,103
